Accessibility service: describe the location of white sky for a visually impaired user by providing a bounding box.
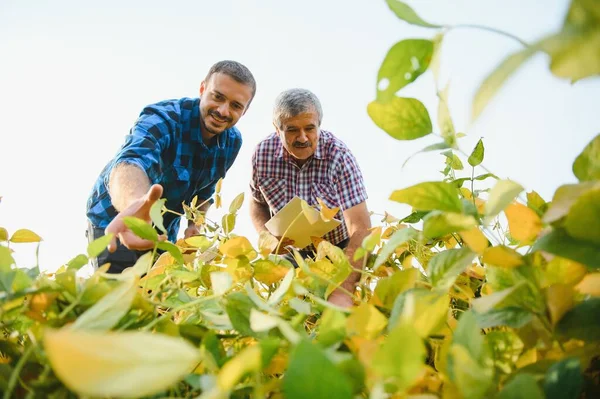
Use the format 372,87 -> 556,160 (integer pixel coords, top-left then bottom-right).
1,0 -> 598,273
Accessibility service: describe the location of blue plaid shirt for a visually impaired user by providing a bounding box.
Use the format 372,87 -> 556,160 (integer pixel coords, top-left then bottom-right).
86,97 -> 242,242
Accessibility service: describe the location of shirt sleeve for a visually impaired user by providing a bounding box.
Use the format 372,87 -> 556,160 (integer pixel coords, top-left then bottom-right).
335,150 -> 368,211
102,105 -> 174,189
250,147 -> 267,203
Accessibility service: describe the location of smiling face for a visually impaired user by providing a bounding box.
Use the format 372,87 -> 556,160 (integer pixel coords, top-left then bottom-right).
276,109 -> 320,165
199,72 -> 253,143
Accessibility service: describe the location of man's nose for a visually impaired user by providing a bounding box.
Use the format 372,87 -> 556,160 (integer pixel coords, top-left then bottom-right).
218,103 -> 230,117
297,130 -> 308,141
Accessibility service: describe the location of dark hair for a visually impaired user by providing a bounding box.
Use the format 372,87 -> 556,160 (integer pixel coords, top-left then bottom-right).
273,88 -> 323,129
204,60 -> 256,99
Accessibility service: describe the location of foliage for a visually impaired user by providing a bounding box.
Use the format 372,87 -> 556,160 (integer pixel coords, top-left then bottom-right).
1,1 -> 599,398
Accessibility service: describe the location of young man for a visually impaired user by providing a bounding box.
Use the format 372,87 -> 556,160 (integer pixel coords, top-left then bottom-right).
87,60 -> 256,273
250,88 -> 371,308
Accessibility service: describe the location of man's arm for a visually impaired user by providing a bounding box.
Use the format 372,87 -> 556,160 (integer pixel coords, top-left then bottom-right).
250,197 -> 271,233
328,201 -> 371,307
108,163 -> 151,212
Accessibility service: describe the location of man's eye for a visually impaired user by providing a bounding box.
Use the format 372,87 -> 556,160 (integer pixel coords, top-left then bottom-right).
214,94 -> 224,100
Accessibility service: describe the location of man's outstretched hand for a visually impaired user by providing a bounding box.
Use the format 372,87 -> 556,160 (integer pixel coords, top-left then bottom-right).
105,184 -> 166,252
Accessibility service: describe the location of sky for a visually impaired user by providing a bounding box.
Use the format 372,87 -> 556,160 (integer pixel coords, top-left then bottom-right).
1,0 -> 598,274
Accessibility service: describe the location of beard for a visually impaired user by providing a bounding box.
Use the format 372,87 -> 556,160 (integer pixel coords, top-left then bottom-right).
201,110 -> 232,136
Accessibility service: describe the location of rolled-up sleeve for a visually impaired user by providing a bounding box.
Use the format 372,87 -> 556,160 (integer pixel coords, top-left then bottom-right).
250,149 -> 266,204
102,107 -> 173,190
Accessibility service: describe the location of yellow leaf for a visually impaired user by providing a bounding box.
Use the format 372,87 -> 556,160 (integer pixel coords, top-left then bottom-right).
459,227 -> 489,254
444,235 -> 458,249
505,202 -> 542,243
217,345 -> 261,391
301,200 -> 320,224
482,245 -> 524,268
310,235 -> 327,249
258,231 -> 279,258
253,260 -> 290,285
44,329 -> 200,397
219,236 -> 256,259
10,229 -> 42,243
543,256 -> 587,287
317,198 -> 340,222
0,227 -> 8,241
575,273 -> 600,296
346,303 -> 387,339
546,284 -> 574,326
515,348 -> 537,368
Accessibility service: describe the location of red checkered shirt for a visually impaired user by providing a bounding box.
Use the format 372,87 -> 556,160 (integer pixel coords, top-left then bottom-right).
250,130 -> 368,246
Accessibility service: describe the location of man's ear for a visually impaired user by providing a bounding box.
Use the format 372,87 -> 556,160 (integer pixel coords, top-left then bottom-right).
272,122 -> 280,133
199,81 -> 206,96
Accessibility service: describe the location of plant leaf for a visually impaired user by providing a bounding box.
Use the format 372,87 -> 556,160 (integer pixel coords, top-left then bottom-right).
9,229 -> 42,243
385,0 -> 442,28
533,228 -> 600,270
390,181 -> 462,213
283,340 -> 353,399
572,133 -> 600,181
44,328 -> 200,398
377,39 -> 433,102
484,180 -> 524,220
543,357 -> 583,399
428,248 -> 476,290
368,97 -> 432,140
564,187 -> 600,245
229,192 -> 245,214
468,139 -> 485,166
122,217 -> 158,241
373,227 -> 418,270
149,198 -> 167,234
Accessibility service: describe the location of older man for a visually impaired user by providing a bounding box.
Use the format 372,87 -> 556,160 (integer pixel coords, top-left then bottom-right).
250,88 -> 371,307
87,60 -> 256,273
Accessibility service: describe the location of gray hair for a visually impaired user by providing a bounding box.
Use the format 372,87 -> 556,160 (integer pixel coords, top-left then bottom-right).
273,88 -> 323,129
205,60 -> 257,99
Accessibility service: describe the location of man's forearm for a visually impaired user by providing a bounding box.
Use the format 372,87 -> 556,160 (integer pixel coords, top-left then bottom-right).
108,163 -> 151,212
341,230 -> 370,287
249,199 -> 271,233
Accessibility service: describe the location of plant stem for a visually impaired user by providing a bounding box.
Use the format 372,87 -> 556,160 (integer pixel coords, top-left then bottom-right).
450,24 -> 529,47
4,344 -> 34,399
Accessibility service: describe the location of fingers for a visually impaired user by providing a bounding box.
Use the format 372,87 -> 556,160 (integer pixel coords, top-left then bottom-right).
118,231 -> 158,251
105,219 -> 125,253
145,184 -> 163,205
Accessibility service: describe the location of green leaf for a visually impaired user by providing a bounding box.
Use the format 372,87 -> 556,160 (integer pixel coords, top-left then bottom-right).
484,179 -> 524,220
428,248 -> 476,291
543,357 -> 583,399
556,298 -> 600,341
0,227 -> 8,242
374,268 -> 418,309
372,323 -> 425,387
229,192 -> 245,214
157,241 -> 184,265
367,97 -> 432,140
471,285 -> 521,314
437,84 -> 456,147
71,278 -> 136,331
122,217 -> 158,241
527,190 -> 548,217
573,133 -> 600,181
67,254 -> 89,271
149,198 -> 167,234
543,182 -> 599,223
225,292 -> 258,337
385,0 -> 442,28
0,246 -> 15,270
468,139 -> 485,166
472,46 -> 537,121
541,29 -> 600,83
389,288 -> 448,337
453,310 -> 484,360
283,340 -> 353,399
317,309 -> 347,347
377,39 -> 433,102
498,373 -> 544,399
87,233 -> 113,258
210,271 -> 232,296
221,213 -> 236,235
448,344 -> 494,399
201,331 -> 227,368
422,211 -> 477,238
390,181 -> 462,213
442,150 -> 464,170
373,227 -> 418,270
533,228 -> 600,270
474,307 -> 533,329
565,188 -> 600,245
